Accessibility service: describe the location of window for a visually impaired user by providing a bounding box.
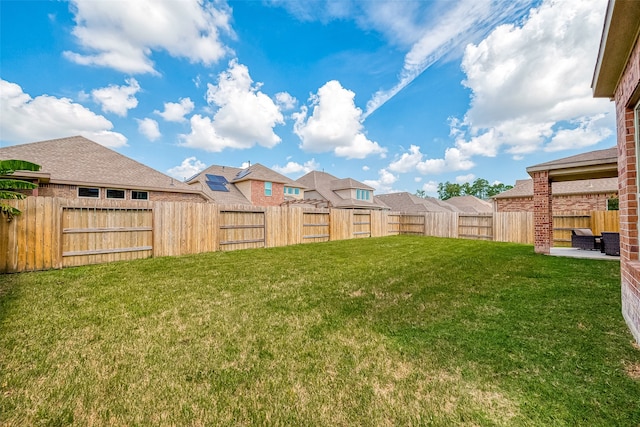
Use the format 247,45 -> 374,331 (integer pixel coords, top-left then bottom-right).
294,188 -> 300,195
265,181 -> 272,196
356,189 -> 370,200
285,186 -> 293,194
132,191 -> 148,200
106,189 -> 125,199
78,187 -> 99,198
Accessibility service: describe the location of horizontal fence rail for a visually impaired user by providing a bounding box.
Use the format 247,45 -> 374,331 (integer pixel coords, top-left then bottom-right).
0,197 -> 620,273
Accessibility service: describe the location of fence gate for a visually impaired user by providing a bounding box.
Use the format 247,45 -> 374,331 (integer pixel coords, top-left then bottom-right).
61,206 -> 153,267
458,214 -> 493,240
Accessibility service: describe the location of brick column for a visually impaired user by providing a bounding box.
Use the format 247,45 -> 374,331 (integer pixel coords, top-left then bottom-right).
533,171 -> 552,254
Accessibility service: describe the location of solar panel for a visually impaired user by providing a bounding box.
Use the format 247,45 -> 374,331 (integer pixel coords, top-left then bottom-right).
235,168 -> 251,180
206,181 -> 230,192
205,174 -> 228,184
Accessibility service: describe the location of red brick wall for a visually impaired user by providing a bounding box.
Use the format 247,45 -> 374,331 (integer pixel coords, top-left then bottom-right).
614,32 -> 640,344
533,171 -> 552,254
496,193 -> 610,213
37,184 -> 206,203
249,181 -> 285,206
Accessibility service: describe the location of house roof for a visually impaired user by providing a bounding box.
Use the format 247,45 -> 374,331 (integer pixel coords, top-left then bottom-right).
0,135 -> 206,197
186,162 -> 306,205
375,192 -> 459,213
492,177 -> 619,199
445,195 -> 493,213
592,0 -> 640,98
526,147 -> 618,181
296,170 -> 387,209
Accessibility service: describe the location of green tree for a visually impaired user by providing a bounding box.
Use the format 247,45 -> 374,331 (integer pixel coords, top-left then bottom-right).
0,159 -> 41,221
437,181 -> 462,200
436,178 -> 513,200
415,189 -> 427,198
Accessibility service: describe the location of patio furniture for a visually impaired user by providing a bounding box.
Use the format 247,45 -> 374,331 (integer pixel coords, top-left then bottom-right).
601,232 -> 620,256
571,228 -> 601,250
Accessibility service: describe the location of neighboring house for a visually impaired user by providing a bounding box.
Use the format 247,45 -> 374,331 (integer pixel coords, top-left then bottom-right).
296,171 -> 387,209
445,195 -> 493,213
493,175 -> 618,213
0,136 -> 208,203
591,0 -> 639,343
187,163 -> 306,207
375,192 -> 459,213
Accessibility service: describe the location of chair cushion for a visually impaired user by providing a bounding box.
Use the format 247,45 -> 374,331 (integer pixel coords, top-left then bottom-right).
573,228 -> 593,236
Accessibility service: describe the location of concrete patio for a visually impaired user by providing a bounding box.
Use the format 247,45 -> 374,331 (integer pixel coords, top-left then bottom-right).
549,247 -> 619,261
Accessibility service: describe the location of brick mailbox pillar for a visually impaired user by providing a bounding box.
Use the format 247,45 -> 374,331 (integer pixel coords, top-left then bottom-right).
533,171 -> 552,254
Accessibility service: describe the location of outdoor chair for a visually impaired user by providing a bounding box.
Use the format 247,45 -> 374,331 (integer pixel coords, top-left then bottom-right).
571,228 -> 601,250
601,232 -> 620,256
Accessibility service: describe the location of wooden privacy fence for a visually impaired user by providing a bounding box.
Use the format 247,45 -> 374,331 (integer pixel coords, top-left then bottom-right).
0,197 -> 620,273
553,210 -> 620,247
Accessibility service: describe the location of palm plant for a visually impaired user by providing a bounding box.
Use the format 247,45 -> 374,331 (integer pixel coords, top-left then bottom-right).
0,159 -> 41,221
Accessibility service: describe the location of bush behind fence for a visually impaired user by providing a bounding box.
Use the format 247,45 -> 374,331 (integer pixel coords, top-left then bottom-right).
0,197 -> 619,273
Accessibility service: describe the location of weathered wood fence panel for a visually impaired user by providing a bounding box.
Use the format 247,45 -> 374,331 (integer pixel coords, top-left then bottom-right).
458,214 -> 493,240
0,197 -> 622,273
330,209 -> 353,241
219,208 -> 265,251
424,212 -> 459,238
494,212 -> 534,244
302,210 -> 330,243
353,212 -> 371,238
553,211 -> 593,247
62,205 -> 153,267
0,197 -> 61,273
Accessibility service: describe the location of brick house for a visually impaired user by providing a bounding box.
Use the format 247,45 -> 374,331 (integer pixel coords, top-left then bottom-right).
296,171 -> 388,209
592,0 -> 639,343
186,163 -> 306,207
0,136 -> 209,203
494,150 -> 618,213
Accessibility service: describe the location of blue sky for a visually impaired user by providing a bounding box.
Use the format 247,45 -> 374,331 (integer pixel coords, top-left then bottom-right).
0,0 -> 615,196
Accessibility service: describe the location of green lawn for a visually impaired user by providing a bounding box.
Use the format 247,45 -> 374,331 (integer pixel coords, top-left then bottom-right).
1,235 -> 639,426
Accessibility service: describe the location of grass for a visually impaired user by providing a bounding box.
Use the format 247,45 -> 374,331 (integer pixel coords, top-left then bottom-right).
1,235 -> 639,426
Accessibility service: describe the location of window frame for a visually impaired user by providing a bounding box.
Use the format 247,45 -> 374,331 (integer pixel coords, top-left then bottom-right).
131,190 -> 149,200
106,188 -> 126,199
264,181 -> 272,197
78,187 -> 99,198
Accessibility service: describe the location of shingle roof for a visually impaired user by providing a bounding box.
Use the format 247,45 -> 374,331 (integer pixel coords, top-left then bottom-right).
186,163 -> 306,205
492,177 -> 618,199
526,147 -> 617,172
375,192 -> 459,213
186,165 -> 252,205
296,171 -> 387,209
445,195 -> 493,213
0,135 -> 205,196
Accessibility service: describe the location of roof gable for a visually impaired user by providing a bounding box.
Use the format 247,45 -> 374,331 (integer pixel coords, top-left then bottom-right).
0,136 -> 201,194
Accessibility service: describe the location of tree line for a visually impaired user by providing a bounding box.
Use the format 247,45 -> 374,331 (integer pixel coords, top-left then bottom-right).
416,178 -> 513,201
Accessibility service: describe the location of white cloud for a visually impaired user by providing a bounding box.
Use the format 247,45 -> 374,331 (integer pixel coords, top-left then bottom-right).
364,0 -> 532,118
293,80 -> 386,159
0,79 -> 126,147
272,158 -> 320,175
179,60 -> 284,152
456,174 -> 475,184
275,92 -> 297,111
167,156 -> 206,181
64,0 -> 233,74
421,181 -> 439,195
387,144 -> 474,176
136,117 -> 161,141
362,165 -> 370,171
155,98 -> 194,123
451,0 -> 614,157
363,168 -> 398,194
414,177 -> 422,182
388,144 -> 423,173
91,78 -> 140,116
